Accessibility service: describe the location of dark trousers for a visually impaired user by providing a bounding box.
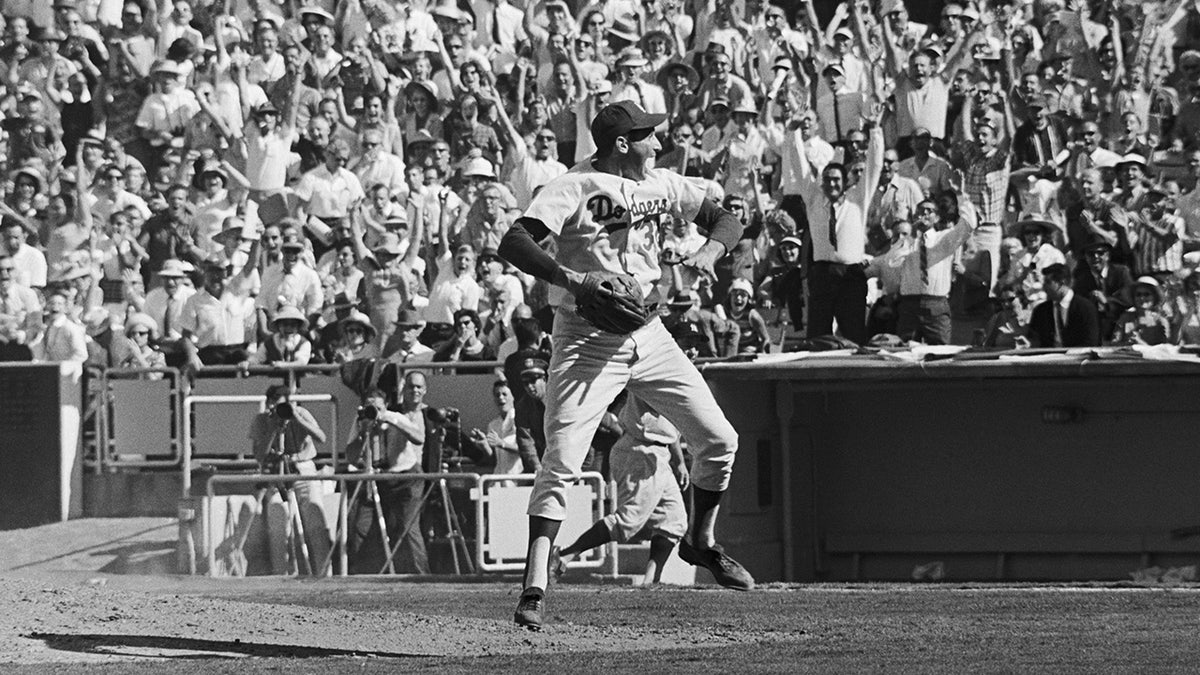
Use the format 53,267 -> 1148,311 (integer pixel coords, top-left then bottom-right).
807,261 -> 868,345
896,295 -> 953,345
348,474 -> 430,575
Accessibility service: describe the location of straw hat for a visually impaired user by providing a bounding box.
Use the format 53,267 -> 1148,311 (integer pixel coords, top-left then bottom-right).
271,305 -> 309,331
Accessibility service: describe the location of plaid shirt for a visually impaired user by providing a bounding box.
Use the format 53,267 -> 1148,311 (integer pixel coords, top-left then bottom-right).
957,143 -> 1011,225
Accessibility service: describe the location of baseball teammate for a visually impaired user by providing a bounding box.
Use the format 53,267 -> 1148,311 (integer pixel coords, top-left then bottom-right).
552,394 -> 689,586
498,100 -> 754,631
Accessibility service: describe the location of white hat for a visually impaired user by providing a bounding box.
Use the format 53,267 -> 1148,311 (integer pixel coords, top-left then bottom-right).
462,157 -> 496,179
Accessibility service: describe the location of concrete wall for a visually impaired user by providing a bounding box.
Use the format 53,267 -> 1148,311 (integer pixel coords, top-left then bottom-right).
0,364 -> 82,529
707,360 -> 1200,582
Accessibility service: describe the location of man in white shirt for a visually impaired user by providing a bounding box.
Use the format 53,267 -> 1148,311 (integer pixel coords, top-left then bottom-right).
794,111 -> 884,344
506,128 -> 568,209
293,138 -> 366,247
610,48 -> 668,120
1,218 -> 47,290
0,254 -> 41,360
815,62 -> 864,145
89,164 -> 153,226
423,243 -> 482,344
257,241 -> 324,325
353,129 -> 407,200
34,291 -> 88,363
180,261 -> 256,366
868,150 -> 925,252
247,24 -> 284,85
140,258 -> 196,344
135,60 -> 200,150
891,198 -> 978,344
243,102 -> 298,196
896,127 -> 959,198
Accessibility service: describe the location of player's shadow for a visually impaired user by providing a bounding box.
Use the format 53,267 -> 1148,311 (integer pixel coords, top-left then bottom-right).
26,633 -> 418,659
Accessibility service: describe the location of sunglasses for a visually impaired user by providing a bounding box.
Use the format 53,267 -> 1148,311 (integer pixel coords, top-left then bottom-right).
131,330 -> 150,336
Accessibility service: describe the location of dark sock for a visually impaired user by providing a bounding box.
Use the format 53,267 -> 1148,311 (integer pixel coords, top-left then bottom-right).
560,521 -> 612,557
690,487 -> 724,548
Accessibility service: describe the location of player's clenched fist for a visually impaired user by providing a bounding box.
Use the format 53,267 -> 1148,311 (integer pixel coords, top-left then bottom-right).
573,271 -> 651,334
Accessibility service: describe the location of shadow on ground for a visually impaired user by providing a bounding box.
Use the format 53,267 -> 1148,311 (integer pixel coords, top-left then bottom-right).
25,633 -> 416,660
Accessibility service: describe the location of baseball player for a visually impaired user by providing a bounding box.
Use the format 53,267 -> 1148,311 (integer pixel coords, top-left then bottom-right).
551,395 -> 689,586
498,100 -> 754,631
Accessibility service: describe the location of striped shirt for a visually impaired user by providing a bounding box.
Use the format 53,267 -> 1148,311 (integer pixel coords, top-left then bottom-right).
1134,214 -> 1185,275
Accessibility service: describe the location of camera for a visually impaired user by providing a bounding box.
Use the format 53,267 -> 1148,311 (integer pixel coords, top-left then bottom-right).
356,404 -> 378,421
274,401 -> 294,420
427,407 -> 459,425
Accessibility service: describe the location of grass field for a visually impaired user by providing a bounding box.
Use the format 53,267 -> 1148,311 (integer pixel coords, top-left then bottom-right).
4,576 -> 1200,672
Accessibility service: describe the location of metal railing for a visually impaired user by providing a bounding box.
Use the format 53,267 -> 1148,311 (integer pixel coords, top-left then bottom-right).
92,366 -> 184,472
194,471 -> 609,578
181,393 -> 340,495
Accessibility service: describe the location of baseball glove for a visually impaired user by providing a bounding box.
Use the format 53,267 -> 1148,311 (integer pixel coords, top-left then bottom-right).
574,271 -> 651,334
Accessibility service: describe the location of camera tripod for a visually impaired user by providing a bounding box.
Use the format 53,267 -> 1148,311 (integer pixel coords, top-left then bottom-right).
394,424 -> 474,575
326,426 -> 398,575
245,419 -> 316,576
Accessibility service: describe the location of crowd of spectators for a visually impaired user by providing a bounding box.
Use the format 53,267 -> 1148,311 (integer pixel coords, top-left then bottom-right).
8,0 -> 1200,381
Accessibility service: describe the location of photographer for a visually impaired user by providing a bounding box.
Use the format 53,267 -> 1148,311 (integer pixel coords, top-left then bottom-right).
343,376 -> 431,575
247,384 -> 330,575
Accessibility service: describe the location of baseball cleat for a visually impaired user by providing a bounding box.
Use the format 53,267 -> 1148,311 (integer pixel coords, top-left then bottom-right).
549,545 -> 566,584
678,540 -> 755,591
514,587 -> 546,630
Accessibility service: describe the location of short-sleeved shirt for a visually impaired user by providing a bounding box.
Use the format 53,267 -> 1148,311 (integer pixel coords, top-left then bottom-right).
294,166 -> 366,219
522,163 -> 707,305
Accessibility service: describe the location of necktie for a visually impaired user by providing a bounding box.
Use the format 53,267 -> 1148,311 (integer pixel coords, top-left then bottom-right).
1054,303 -> 1065,347
919,231 -> 929,287
491,3 -> 502,47
828,201 -> 838,251
162,295 -> 174,337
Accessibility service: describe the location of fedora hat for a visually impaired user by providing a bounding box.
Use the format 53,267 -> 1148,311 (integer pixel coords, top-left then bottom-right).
607,14 -> 640,43
157,259 -> 190,278
615,46 -> 649,68
394,307 -> 426,328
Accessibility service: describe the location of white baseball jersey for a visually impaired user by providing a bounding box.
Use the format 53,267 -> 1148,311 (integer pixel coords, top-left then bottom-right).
523,161 -> 708,306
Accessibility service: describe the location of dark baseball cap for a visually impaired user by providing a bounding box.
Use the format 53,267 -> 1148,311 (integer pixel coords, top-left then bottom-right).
590,100 -> 666,150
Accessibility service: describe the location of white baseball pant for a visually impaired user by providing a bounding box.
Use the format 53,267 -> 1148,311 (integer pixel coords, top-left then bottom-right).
527,308 -> 739,521
601,438 -> 687,543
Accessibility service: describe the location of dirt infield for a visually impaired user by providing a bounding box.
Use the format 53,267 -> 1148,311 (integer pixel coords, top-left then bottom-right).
3,575 -> 1200,672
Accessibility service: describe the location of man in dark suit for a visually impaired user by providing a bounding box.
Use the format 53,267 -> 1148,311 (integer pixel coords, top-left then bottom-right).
1072,236 -> 1134,341
1029,263 -> 1101,347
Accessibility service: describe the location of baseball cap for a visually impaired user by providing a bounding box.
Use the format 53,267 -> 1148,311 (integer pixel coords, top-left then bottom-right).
520,357 -> 548,378
590,100 -> 666,150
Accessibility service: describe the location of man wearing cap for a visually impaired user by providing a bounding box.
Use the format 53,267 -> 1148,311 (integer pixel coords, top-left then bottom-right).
1073,235 -> 1134,341
136,60 -> 200,149
498,100 -> 753,628
512,356 -> 549,472
135,258 -> 195,349
258,237 -> 324,325
810,11 -> 867,96
611,47 -> 668,120
815,61 -> 865,146
179,259 -> 257,366
240,98 -> 298,197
